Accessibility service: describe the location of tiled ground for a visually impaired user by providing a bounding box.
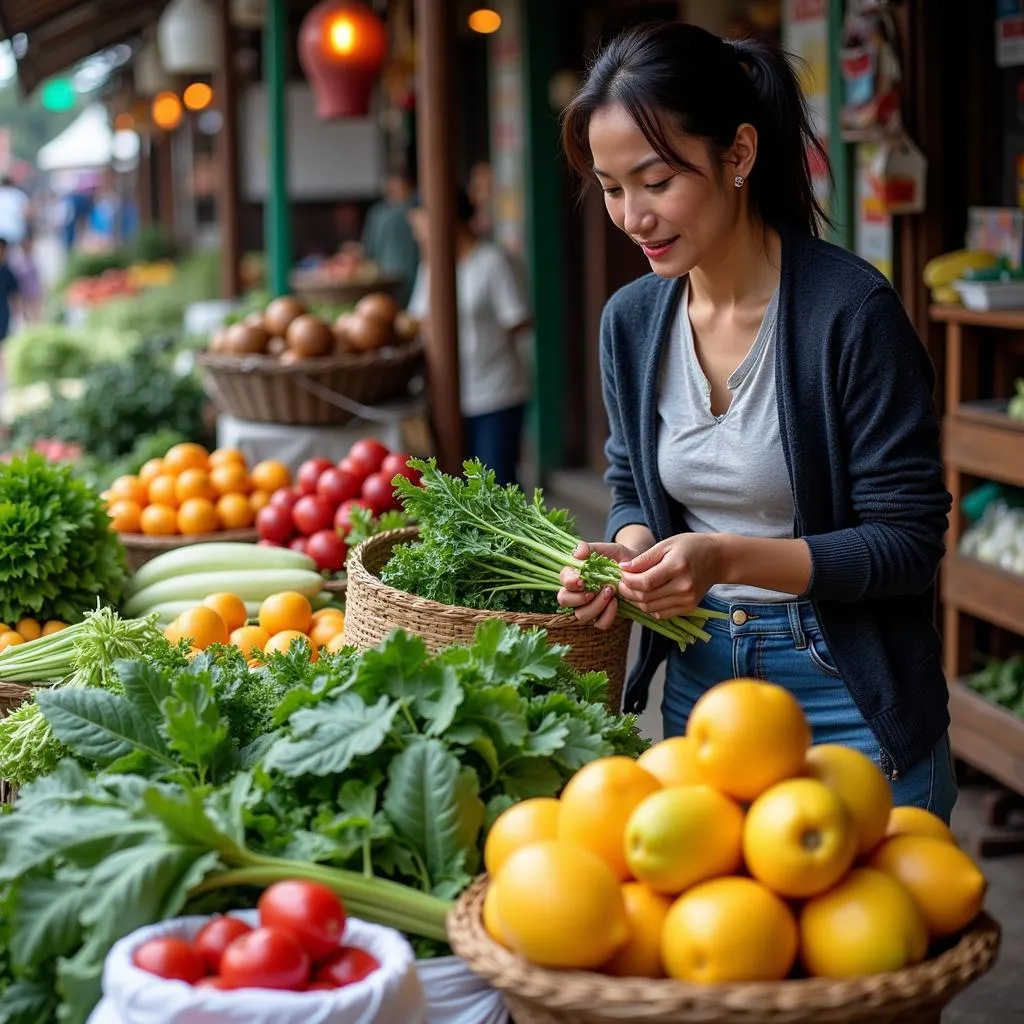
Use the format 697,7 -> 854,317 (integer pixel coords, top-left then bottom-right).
547,470 -> 1024,1021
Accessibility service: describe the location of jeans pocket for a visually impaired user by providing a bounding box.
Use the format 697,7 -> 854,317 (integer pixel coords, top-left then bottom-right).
806,633 -> 841,679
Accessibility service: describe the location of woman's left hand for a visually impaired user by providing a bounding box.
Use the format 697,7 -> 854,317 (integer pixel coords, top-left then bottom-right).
617,533 -> 722,617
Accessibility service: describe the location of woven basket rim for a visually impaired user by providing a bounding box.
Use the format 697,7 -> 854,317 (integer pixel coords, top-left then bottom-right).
347,526 -> 619,631
118,527 -> 259,551
447,876 -> 1002,1018
196,338 -> 423,377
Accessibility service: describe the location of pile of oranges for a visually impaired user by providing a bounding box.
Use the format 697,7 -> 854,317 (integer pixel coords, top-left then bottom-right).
0,617 -> 68,652
483,678 -> 987,984
104,443 -> 294,537
165,590 -> 346,665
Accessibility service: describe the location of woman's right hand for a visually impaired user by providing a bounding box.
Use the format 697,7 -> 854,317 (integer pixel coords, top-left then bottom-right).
557,541 -> 640,630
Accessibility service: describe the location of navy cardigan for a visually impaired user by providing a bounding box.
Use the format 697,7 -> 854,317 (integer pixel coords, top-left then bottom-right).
601,229 -> 952,773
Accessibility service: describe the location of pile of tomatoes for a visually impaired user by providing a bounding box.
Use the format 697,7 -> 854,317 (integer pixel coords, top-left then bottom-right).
131,881 -> 379,992
255,438 -> 420,574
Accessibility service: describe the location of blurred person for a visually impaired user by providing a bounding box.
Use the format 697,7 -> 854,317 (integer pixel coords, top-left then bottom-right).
361,171 -> 420,308
0,176 -> 29,247
0,237 -> 20,390
407,188 -> 531,487
9,228 -> 41,324
467,160 -> 494,238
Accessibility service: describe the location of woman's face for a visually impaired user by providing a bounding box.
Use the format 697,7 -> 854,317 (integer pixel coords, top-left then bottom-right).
588,102 -> 744,279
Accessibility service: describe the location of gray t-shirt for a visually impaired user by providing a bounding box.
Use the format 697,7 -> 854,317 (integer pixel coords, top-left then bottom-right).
656,280 -> 797,603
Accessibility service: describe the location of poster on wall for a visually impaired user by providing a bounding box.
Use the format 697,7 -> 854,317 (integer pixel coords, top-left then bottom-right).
489,0 -> 526,256
854,142 -> 894,281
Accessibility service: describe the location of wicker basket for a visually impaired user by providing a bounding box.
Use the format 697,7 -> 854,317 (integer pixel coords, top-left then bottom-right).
342,528 -> 632,710
119,528 -> 260,574
0,681 -> 32,804
448,877 -> 1001,1024
288,272 -> 402,307
196,340 -> 424,426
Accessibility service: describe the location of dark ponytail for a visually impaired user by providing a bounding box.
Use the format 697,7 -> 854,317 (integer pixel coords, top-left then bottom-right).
561,22 -> 832,238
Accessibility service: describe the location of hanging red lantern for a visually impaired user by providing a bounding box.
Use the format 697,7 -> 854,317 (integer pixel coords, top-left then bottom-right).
298,0 -> 388,119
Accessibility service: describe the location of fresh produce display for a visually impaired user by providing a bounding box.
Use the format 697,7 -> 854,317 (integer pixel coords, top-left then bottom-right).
65,261 -> 177,307
104,443 -> 291,538
3,323 -> 138,389
0,621 -> 644,1023
380,458 -> 725,648
959,498 -> 1024,577
0,452 -> 128,625
207,292 -> 419,361
969,656 -> 1024,718
483,678 -> 988,982
1009,378 -> 1024,421
256,439 -> 416,573
130,882 -> 378,992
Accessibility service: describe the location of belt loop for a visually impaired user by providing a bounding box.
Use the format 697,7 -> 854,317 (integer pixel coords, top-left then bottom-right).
788,602 -> 807,650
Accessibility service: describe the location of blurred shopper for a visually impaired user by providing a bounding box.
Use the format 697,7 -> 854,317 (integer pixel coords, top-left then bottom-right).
467,160 -> 494,239
0,237 -> 21,391
10,228 -> 42,324
0,176 -> 29,246
407,188 -> 531,487
361,171 -> 420,308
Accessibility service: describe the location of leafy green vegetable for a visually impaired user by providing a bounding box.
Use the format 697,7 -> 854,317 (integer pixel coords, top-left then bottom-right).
0,455 -> 128,625
382,458 -> 725,648
969,655 -> 1024,717
4,324 -> 138,388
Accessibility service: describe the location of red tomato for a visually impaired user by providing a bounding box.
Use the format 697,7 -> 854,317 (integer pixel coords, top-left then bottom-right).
292,494 -> 335,536
316,467 -> 361,508
269,487 -> 302,512
306,530 -> 347,574
289,535 -> 310,554
258,538 -> 283,548
380,452 -> 421,485
306,980 -> 338,991
347,439 -> 389,475
194,975 -> 230,990
337,456 -> 369,485
256,504 -> 295,544
220,927 -> 310,991
194,916 -> 254,973
257,881 -> 347,962
361,472 -> 397,515
335,498 -> 371,534
132,937 -> 207,984
314,946 -> 380,988
297,458 -> 336,495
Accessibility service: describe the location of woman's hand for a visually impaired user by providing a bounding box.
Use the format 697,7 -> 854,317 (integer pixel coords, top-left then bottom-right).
616,534 -> 722,617
557,541 -> 641,630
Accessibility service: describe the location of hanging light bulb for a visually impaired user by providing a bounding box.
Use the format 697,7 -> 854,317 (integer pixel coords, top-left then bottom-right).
152,91 -> 183,131
468,8 -> 502,34
157,0 -> 221,74
183,82 -> 214,111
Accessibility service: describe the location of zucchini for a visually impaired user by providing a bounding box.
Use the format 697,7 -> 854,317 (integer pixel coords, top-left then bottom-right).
146,599 -> 263,626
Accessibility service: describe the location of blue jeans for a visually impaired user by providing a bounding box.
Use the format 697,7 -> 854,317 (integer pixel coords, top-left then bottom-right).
664,594 -> 958,823
465,403 -> 525,487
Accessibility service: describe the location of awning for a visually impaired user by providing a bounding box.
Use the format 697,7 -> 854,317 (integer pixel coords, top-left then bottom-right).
0,0 -> 170,95
36,103 -> 113,171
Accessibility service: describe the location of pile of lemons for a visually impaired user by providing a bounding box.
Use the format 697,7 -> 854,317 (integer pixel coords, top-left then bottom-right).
483,678 -> 987,983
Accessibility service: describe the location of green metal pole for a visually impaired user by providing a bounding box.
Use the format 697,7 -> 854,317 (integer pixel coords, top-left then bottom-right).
521,0 -> 567,478
264,0 -> 292,297
827,0 -> 852,250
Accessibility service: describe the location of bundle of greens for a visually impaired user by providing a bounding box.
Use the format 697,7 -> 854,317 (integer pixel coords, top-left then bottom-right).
0,453 -> 129,625
381,458 -> 724,649
0,622 -> 646,1024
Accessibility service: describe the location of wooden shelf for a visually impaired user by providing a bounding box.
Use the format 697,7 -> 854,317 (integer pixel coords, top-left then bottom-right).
943,409 -> 1024,488
942,554 -> 1024,637
930,304 -> 1024,330
949,680 -> 1024,797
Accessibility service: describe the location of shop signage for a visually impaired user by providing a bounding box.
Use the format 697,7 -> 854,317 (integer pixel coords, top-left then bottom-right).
997,14 -> 1024,68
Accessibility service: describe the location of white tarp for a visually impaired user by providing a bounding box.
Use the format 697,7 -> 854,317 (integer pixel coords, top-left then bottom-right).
36,104 -> 113,171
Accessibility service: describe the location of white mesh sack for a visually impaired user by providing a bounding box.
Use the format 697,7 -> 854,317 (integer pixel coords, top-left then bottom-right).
415,955 -> 509,1024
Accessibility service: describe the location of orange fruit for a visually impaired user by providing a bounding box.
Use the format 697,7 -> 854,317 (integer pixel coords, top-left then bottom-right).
209,448 -> 247,469
309,615 -> 345,649
686,679 -> 811,802
625,785 -> 744,895
108,475 -> 149,505
202,593 -> 249,632
216,493 -> 255,530
325,632 -> 349,654
484,798 -> 561,876
147,474 -> 180,508
637,736 -> 703,788
490,840 -> 629,969
661,876 -> 798,983
138,458 -> 165,487
108,499 -> 143,533
886,806 -> 958,846
800,867 -> 928,978
868,835 -> 987,938
0,631 -> 25,651
603,882 -> 673,978
311,607 -> 346,625
162,442 -> 209,474
250,459 -> 291,493
264,629 -> 317,660
140,504 -> 179,535
230,624 -> 271,658
164,619 -> 183,645
175,606 -> 230,649
210,462 -> 251,496
178,497 -> 219,535
15,618 -> 41,641
743,778 -> 858,899
42,620 -> 68,636
258,591 -> 313,636
249,488 -> 272,512
804,744 -> 893,858
175,469 -> 215,503
557,756 -> 661,880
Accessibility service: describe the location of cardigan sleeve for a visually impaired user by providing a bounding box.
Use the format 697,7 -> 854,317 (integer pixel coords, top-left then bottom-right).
600,303 -> 649,544
802,286 -> 951,602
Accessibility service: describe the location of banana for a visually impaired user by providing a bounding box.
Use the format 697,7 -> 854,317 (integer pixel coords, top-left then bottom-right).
923,250 -> 999,289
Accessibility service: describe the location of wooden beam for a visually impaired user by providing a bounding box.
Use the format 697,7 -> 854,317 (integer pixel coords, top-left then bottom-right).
414,0 -> 464,473
215,0 -> 241,299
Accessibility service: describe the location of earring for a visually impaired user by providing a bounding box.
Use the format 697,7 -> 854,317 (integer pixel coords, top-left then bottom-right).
734,175 -> 745,188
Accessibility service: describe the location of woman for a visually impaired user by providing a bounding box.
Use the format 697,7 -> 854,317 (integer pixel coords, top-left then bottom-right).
555,22 -> 956,820
407,187 -> 531,488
